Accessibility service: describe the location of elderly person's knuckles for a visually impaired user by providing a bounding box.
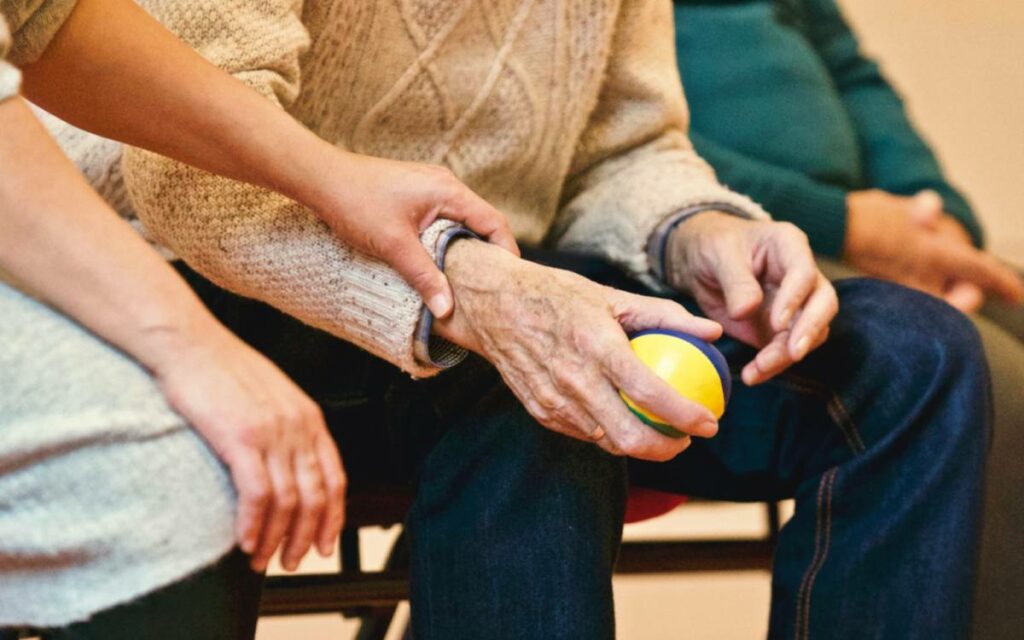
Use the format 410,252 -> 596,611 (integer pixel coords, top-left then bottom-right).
529,380 -> 577,420
770,220 -> 811,247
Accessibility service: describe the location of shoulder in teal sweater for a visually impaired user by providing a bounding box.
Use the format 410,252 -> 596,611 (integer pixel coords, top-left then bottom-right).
673,0 -> 982,256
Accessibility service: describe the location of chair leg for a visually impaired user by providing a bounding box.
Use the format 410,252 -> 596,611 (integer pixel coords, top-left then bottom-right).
354,530 -> 409,640
765,501 -> 782,547
341,528 -> 362,573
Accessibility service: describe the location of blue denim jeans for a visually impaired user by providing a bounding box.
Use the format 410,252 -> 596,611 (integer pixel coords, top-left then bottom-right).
178,254 -> 991,640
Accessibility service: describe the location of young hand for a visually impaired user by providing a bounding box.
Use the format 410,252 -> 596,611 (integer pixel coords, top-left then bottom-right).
309,153 -> 519,319
146,324 -> 346,573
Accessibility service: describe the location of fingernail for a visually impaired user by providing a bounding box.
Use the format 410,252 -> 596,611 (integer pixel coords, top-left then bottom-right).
428,293 -> 453,318
794,336 -> 810,360
241,538 -> 255,554
699,420 -> 718,436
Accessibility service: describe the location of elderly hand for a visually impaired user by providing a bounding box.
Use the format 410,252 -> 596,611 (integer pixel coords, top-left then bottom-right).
310,154 -> 519,318
665,212 -> 838,386
433,240 -> 723,461
845,189 -> 1024,312
147,324 -> 346,574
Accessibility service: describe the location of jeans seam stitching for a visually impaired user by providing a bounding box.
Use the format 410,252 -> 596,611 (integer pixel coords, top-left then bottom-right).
798,468 -> 837,640
795,471 -> 828,640
794,468 -> 837,640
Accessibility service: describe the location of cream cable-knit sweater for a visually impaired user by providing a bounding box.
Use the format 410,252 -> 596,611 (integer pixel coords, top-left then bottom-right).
125,0 -> 768,377
50,0 -> 768,377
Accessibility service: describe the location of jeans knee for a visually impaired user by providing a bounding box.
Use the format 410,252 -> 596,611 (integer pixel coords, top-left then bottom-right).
411,389 -> 628,537
827,279 -> 991,467
832,279 -> 987,382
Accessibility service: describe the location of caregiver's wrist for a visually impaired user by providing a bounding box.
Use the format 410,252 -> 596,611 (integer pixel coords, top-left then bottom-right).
127,294 -> 231,377
272,137 -> 357,214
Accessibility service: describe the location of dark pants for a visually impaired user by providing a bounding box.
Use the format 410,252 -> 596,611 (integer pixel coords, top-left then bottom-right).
29,254 -> 991,639
4,550 -> 262,640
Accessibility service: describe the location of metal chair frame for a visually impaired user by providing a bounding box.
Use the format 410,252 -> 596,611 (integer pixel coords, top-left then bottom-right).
260,501 -> 782,639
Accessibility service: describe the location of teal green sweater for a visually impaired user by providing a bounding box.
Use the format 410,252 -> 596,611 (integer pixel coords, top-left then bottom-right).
674,0 -> 982,256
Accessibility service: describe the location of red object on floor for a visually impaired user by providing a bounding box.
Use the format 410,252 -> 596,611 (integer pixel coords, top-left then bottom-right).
624,487 -> 687,523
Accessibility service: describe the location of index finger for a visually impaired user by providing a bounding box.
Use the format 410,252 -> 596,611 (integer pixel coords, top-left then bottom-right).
442,189 -> 520,256
786,275 -> 838,361
767,226 -> 819,331
315,434 -> 347,557
226,448 -> 272,556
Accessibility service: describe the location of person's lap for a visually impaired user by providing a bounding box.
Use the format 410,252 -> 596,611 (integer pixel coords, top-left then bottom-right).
0,282 -> 244,636
174,257 -> 989,639
817,255 -> 1024,640
529,251 -> 988,638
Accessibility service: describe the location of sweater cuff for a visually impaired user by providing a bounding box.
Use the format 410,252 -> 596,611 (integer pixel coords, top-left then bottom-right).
646,203 -> 753,284
412,226 -> 476,370
768,181 -> 849,257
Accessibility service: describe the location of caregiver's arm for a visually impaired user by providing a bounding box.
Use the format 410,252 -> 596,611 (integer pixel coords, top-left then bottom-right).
17,0 -> 516,317
109,0 -> 493,376
0,96 -> 345,574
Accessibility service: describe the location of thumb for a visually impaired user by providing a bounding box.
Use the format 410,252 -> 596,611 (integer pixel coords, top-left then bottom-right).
944,280 -> 985,313
392,243 -> 456,318
910,190 -> 943,228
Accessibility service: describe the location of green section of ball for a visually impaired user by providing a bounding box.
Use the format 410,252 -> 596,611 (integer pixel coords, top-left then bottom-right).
627,405 -> 688,439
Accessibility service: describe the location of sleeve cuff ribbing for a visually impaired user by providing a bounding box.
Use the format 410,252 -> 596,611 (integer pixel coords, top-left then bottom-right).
646,203 -> 753,284
412,226 -> 476,370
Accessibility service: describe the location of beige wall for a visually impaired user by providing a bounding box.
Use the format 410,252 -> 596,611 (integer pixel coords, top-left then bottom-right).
839,0 -> 1024,267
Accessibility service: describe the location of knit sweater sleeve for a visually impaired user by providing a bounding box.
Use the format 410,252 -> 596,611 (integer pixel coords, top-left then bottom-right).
801,0 -> 983,247
551,0 -> 768,283
121,0 -> 462,378
0,0 -> 77,65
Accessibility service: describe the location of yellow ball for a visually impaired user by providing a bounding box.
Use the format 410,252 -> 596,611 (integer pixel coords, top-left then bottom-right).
620,330 -> 731,438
